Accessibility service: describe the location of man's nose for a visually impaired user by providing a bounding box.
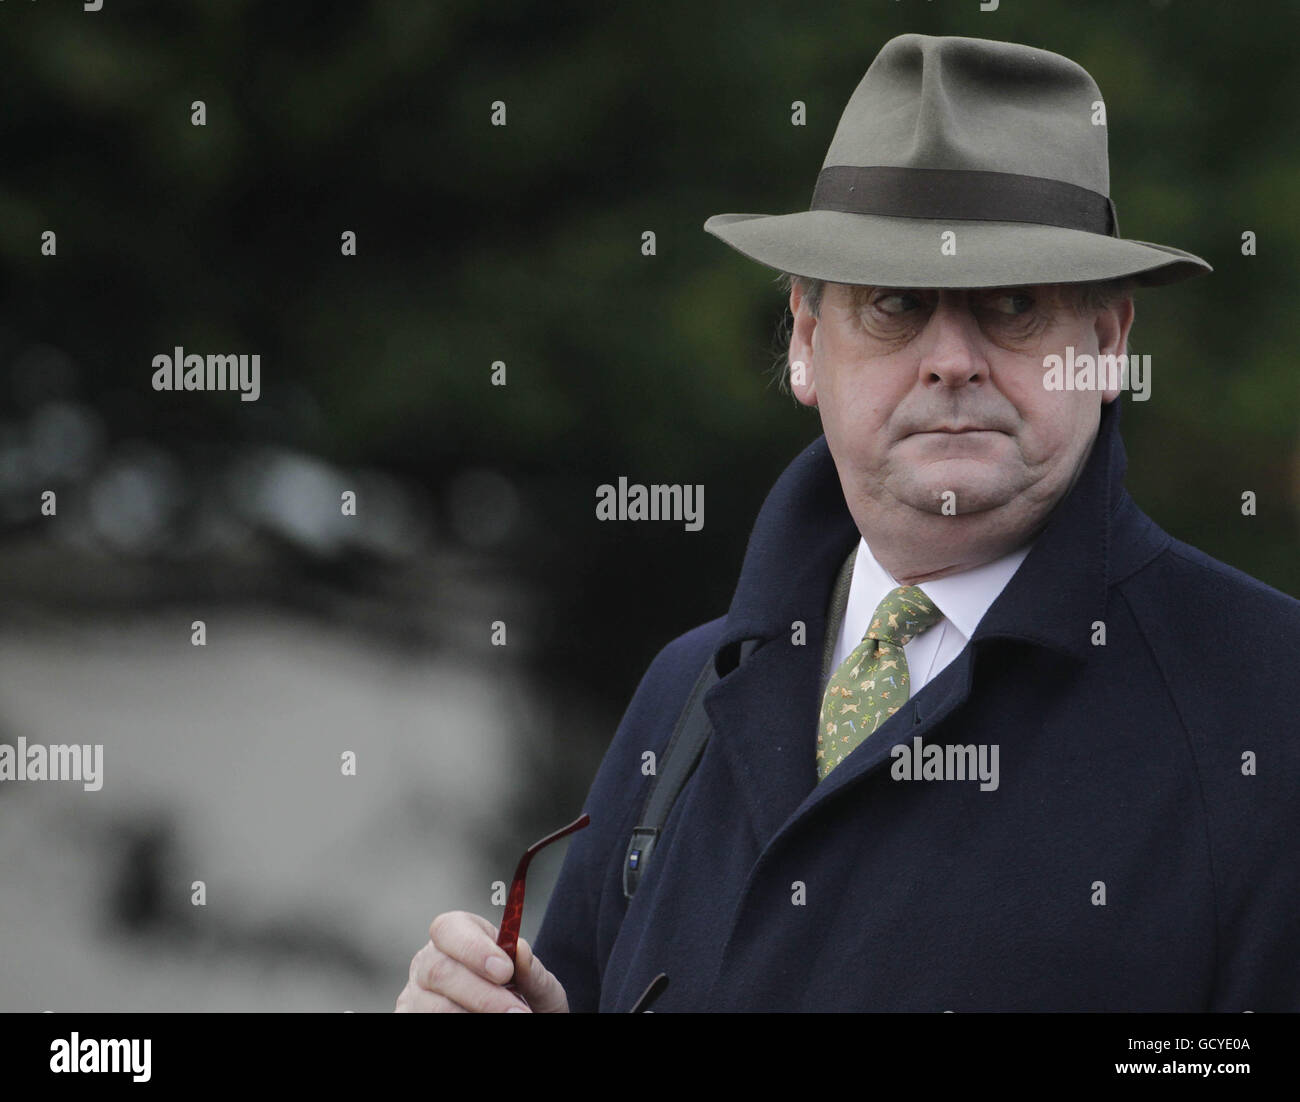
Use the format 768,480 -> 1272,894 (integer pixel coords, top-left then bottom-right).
917,299 -> 989,388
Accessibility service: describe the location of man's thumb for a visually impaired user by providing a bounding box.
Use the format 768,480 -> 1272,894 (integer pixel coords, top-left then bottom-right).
513,937 -> 569,1013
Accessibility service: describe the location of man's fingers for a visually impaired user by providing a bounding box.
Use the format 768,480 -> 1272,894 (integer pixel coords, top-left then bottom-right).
395,986 -> 468,1013
410,915 -> 534,1013
428,910 -> 513,983
410,947 -> 530,1012
401,912 -> 564,1012
429,909 -> 498,947
513,937 -> 569,1013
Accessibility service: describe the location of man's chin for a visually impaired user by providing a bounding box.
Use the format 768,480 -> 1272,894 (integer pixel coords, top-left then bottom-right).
894,473 -> 1021,516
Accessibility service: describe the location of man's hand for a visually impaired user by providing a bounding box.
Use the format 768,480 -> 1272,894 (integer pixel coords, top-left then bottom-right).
395,910 -> 569,1013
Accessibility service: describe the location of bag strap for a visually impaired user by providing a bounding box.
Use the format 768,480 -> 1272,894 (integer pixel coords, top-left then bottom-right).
622,545 -> 857,901
621,648 -> 729,900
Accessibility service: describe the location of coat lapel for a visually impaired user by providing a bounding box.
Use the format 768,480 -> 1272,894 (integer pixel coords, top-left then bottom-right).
700,434 -> 857,847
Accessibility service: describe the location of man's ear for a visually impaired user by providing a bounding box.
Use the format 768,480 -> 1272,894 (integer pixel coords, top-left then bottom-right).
788,282 -> 819,407
1097,294 -> 1135,404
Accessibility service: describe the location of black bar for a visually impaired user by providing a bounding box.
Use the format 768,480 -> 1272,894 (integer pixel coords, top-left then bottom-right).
811,165 -> 1118,236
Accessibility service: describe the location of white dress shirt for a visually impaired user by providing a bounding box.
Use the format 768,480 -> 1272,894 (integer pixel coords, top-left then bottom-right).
824,536 -> 1034,697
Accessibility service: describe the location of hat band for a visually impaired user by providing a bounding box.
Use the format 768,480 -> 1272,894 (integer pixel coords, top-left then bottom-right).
810,165 -> 1120,237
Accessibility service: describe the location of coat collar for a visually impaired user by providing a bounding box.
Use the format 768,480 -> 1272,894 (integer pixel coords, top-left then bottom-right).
713,395 -> 1143,673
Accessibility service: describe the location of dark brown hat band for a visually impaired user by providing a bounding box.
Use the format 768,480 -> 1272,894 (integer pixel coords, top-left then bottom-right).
810,165 -> 1120,237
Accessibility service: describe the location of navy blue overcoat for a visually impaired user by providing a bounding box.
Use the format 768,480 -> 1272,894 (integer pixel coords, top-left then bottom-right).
533,399 -> 1300,1011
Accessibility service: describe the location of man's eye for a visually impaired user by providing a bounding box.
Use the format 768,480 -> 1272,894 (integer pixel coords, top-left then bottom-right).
871,292 -> 924,315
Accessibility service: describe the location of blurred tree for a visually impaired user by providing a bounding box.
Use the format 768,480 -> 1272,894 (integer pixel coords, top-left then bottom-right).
0,0 -> 1294,769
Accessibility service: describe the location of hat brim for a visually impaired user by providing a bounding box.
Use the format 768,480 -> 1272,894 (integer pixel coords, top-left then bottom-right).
703,210 -> 1211,288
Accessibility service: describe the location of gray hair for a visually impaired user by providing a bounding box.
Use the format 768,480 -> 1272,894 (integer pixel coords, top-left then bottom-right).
770,273 -> 1136,394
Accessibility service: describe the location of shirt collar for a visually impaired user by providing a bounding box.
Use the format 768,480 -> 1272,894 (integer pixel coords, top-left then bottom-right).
849,536 -> 1034,643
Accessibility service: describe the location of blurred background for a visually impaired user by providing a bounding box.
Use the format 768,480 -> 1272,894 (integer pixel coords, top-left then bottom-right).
0,0 -> 1296,1011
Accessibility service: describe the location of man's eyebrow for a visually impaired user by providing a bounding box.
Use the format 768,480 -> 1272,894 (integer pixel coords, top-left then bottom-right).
848,285 -> 926,302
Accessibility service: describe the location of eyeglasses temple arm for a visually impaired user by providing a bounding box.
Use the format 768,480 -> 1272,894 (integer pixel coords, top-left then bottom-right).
495,812 -> 591,962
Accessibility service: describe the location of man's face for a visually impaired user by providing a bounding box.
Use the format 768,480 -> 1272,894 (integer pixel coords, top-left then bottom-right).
789,283 -> 1135,538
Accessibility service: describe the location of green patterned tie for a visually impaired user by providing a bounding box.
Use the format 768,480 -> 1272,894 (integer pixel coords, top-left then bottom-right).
816,585 -> 944,782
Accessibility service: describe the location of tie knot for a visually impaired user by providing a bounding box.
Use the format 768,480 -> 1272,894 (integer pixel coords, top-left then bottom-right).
864,585 -> 943,647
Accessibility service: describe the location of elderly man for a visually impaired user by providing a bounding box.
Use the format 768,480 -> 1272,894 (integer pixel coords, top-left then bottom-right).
398,33 -> 1300,1012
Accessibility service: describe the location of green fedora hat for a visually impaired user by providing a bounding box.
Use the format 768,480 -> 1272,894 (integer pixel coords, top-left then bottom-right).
704,33 -> 1211,288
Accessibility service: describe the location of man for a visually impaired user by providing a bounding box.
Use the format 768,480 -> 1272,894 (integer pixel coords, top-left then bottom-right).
397,34 -> 1300,1012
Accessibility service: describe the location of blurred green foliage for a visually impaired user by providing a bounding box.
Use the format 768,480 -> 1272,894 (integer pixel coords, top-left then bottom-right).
1,1 -> 1296,715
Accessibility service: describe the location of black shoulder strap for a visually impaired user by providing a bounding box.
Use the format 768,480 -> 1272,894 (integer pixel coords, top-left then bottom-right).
621,650 -> 724,900
622,548 -> 854,900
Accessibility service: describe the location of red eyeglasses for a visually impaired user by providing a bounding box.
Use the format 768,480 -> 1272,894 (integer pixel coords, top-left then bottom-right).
495,812 -> 591,964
